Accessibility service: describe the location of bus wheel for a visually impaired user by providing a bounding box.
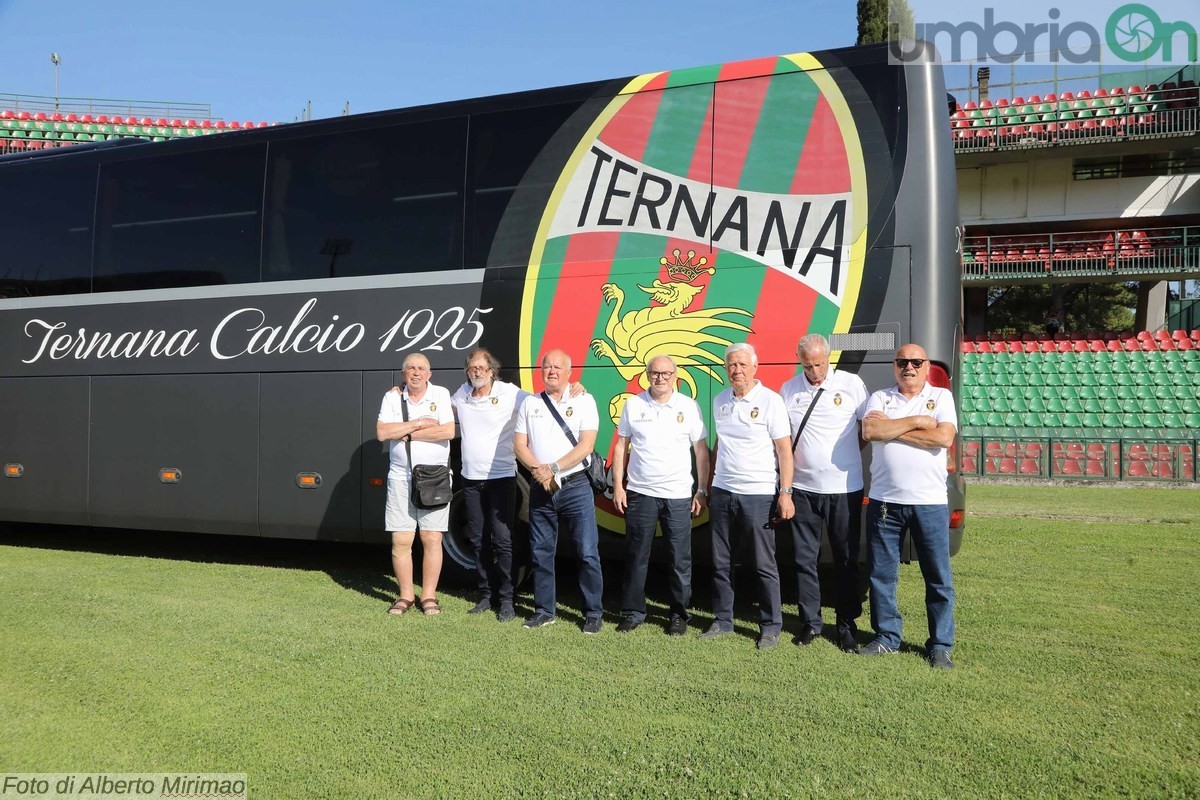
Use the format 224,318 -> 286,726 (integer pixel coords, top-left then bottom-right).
440,476 -> 531,588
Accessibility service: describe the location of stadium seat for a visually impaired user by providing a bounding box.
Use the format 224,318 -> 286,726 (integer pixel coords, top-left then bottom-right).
1085,458 -> 1106,476
1058,458 -> 1083,475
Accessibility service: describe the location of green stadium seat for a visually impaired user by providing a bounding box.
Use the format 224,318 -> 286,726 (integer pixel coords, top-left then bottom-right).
986,413 -> 1006,426
1062,413 -> 1084,427
1181,398 -> 1200,413
992,398 -> 1011,413
1021,413 -> 1041,427
1144,413 -> 1164,428
1082,398 -> 1103,414
1095,373 -> 1116,387
1076,386 -> 1097,400
1043,412 -> 1063,427
1156,386 -> 1177,400
1143,398 -> 1163,413
1100,398 -> 1122,414
1004,413 -> 1022,427
1161,413 -> 1184,429
1185,413 -> 1200,428
1121,412 -> 1143,427
1027,396 -> 1046,412
1009,397 -> 1029,412
1160,398 -> 1181,413
1046,398 -> 1066,413
1043,373 -> 1063,387
1153,372 -> 1173,387
1135,385 -> 1156,399
1102,413 -> 1124,427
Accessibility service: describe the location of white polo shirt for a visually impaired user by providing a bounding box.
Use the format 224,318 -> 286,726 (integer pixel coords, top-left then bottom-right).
712,380 -> 790,495
514,385 -> 599,479
451,380 -> 529,480
378,383 -> 455,479
780,369 -> 868,494
866,383 -> 958,505
617,389 -> 707,499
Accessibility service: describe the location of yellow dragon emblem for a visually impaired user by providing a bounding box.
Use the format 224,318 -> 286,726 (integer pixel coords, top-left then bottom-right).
589,251 -> 753,400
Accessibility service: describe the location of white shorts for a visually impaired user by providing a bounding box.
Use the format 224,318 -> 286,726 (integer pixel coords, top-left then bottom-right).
385,475 -> 450,532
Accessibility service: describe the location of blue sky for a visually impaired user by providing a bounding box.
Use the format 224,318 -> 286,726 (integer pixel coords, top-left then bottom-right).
0,0 -> 854,123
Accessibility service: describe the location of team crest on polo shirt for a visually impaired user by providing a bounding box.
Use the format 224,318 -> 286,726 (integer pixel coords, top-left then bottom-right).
926,399 -> 935,411
491,397 -> 499,405
676,412 -> 684,423
566,407 -> 574,417
429,403 -> 437,412
750,408 -> 760,419
833,393 -> 843,406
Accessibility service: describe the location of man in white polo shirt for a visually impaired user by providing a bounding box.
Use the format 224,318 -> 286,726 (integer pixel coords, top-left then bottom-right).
703,342 -> 794,650
376,352 -> 456,617
611,355 -> 710,636
859,343 -> 958,669
450,348 -> 528,623
779,333 -> 869,652
513,349 -> 604,634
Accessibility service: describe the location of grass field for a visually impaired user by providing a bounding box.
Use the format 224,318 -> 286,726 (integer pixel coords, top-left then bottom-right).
2,484 -> 1199,798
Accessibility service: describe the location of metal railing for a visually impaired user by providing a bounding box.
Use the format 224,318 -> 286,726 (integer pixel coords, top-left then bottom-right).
954,97 -> 1199,152
0,92 -> 211,122
961,434 -> 1199,482
962,226 -> 1200,282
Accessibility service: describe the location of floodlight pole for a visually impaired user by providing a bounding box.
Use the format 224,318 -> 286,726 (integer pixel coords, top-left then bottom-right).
50,52 -> 61,111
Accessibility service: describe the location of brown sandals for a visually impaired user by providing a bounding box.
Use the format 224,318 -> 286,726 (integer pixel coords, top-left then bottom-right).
387,597 -> 416,615
419,598 -> 442,616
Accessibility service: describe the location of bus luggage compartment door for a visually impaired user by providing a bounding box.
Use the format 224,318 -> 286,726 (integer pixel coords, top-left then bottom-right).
0,377 -> 90,526
89,374 -> 259,535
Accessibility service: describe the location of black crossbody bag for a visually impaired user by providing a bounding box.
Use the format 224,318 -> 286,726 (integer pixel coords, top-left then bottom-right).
540,392 -> 608,493
402,396 -> 453,509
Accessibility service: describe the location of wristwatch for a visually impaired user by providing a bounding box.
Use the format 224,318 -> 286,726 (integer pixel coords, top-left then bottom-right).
695,487 -> 708,497
778,487 -> 793,495
549,462 -> 560,475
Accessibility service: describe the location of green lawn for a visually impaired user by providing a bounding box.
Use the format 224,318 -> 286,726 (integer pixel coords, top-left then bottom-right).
2,485 -> 1199,798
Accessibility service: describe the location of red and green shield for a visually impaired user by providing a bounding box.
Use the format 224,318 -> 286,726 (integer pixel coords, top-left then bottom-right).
520,52 -> 867,526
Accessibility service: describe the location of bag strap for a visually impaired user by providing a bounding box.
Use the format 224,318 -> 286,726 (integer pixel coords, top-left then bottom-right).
790,386 -> 825,453
540,391 -> 580,448
399,393 -> 415,475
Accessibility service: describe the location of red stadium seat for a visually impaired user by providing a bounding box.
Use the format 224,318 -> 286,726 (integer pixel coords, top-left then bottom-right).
962,456 -> 976,473
1128,461 -> 1151,478
1059,458 -> 1083,475
999,457 -> 1018,474
1019,458 -> 1040,475
1085,459 -> 1106,476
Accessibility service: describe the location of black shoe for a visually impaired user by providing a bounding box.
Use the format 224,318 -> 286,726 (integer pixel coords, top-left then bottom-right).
467,597 -> 493,615
522,612 -> 557,629
793,626 -> 820,646
616,617 -> 641,633
856,639 -> 898,656
496,602 -> 516,623
756,632 -> 780,650
582,617 -> 603,635
928,649 -> 954,670
836,626 -> 859,652
698,622 -> 732,640
666,616 -> 687,637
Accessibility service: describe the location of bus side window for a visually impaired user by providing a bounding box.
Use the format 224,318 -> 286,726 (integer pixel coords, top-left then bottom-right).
94,144 -> 266,293
0,162 -> 95,298
263,117 -> 467,282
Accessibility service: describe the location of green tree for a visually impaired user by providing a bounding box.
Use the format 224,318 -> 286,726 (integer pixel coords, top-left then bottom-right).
857,0 -> 915,45
986,282 -> 1137,334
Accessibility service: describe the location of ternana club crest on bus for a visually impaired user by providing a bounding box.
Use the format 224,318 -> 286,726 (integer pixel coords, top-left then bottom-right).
519,51 -> 869,479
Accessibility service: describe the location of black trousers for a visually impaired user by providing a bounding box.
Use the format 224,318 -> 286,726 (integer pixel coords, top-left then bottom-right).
789,488 -> 863,631
620,491 -> 692,622
461,476 -> 516,604
709,488 -> 781,635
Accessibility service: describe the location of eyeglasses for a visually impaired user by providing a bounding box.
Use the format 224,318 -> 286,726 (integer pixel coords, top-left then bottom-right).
894,358 -> 927,369
648,370 -> 676,380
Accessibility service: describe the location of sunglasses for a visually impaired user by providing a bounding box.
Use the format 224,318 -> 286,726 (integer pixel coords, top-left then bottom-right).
894,358 -> 927,369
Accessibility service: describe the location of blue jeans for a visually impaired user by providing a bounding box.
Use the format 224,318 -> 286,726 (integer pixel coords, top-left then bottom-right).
709,488 -> 781,636
528,474 -> 604,620
621,491 -> 692,622
865,499 -> 955,652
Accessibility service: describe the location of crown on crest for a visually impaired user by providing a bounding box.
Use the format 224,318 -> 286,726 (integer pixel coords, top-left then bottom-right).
659,249 -> 716,283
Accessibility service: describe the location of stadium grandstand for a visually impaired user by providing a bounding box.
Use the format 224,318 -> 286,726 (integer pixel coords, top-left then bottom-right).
0,92 -> 274,153
954,62 -> 1200,483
